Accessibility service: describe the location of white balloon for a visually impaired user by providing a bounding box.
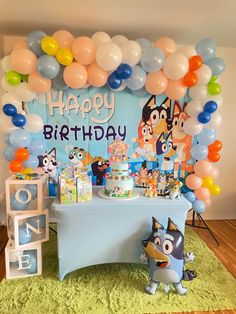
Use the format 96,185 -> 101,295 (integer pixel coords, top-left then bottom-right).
163,53 -> 189,80
14,82 -> 36,102
91,32 -> 111,47
205,112 -> 222,129
178,46 -> 197,59
1,77 -> 16,92
183,117 -> 203,136
0,114 -> 18,133
25,113 -> 44,132
1,92 -> 24,113
112,35 -> 128,46
204,94 -> 223,108
189,85 -> 208,100
120,40 -> 142,66
186,100 -> 203,117
1,55 -> 13,72
195,64 -> 212,85
96,42 -> 122,71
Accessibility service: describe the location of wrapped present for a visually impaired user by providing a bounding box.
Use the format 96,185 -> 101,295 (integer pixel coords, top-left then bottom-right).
76,173 -> 92,202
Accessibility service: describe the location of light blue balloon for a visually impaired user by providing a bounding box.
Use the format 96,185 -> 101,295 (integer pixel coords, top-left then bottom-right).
126,65 -> 147,91
10,129 -> 31,148
26,253 -> 37,274
28,139 -> 46,156
27,30 -> 46,57
191,144 -> 208,160
184,192 -> 196,203
52,66 -> 68,90
197,128 -> 216,145
4,134 -> 11,145
37,55 -> 60,79
25,184 -> 38,199
132,87 -> 149,97
136,38 -> 151,52
19,227 -> 32,245
141,47 -> 165,72
3,146 -> 16,161
10,192 -> 30,210
195,38 -> 216,62
23,154 -> 39,169
192,199 -> 206,214
206,57 -> 225,76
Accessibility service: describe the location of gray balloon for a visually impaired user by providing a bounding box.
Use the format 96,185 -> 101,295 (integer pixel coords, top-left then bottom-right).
141,47 -> 165,72
27,30 -> 46,57
126,65 -> 146,91
37,55 -> 60,79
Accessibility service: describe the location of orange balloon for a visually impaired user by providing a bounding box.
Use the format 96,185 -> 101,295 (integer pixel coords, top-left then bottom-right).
72,36 -> 96,65
15,148 -> 29,161
145,71 -> 168,95
208,140 -> 222,152
63,62 -> 87,88
13,39 -> 28,50
87,63 -> 108,87
53,30 -> 74,49
28,72 -> 52,93
10,48 -> 37,75
165,79 -> 187,100
185,164 -> 194,173
9,160 -> 23,173
182,71 -> 198,87
189,55 -> 203,71
208,151 -> 221,162
154,37 -> 176,56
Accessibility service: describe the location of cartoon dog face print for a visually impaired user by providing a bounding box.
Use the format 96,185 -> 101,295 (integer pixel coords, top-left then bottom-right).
69,147 -> 93,168
138,120 -> 154,143
38,148 -> 61,178
156,132 -> 177,158
172,101 -> 189,140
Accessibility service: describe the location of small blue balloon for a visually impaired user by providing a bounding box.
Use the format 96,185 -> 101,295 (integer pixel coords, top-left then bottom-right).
27,139 -> 47,156
184,192 -> 196,203
3,146 -> 16,161
23,154 -> 39,169
206,57 -> 225,76
203,101 -> 218,113
192,199 -> 206,214
2,103 -> 17,116
116,64 -> 132,80
126,65 -> 146,91
10,129 -> 31,148
37,55 -> 60,79
52,66 -> 68,90
141,47 -> 165,72
27,30 -> 46,57
19,227 -> 32,245
26,253 -> 37,274
12,113 -> 26,127
191,144 -> 208,160
198,111 -> 211,124
4,134 -> 11,145
136,38 -> 151,52
195,38 -> 216,62
197,128 -> 216,145
107,72 -> 122,89
25,184 -> 38,199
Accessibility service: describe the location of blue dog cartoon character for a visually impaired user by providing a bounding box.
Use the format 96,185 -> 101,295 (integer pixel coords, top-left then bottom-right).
141,217 -> 196,295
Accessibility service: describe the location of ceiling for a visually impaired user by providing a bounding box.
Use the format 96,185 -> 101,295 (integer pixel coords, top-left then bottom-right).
0,0 -> 235,48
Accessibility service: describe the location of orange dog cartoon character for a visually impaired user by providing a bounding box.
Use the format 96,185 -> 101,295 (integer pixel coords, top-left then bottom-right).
172,102 -> 192,178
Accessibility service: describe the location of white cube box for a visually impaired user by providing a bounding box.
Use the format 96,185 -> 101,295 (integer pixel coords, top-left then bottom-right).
5,241 -> 42,279
5,175 -> 44,215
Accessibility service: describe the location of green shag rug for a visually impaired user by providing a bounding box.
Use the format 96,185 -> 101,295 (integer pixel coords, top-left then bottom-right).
0,226 -> 236,314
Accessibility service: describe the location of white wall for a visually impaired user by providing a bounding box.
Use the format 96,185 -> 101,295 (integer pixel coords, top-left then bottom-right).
0,38 -> 235,219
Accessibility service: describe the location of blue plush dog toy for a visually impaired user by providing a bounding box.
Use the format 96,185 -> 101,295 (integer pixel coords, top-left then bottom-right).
141,217 -> 196,295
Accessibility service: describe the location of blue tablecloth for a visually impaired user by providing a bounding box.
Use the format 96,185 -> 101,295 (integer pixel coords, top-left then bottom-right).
52,187 -> 191,280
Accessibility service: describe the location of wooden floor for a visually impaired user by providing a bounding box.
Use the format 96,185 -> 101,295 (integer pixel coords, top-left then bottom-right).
0,220 -> 235,314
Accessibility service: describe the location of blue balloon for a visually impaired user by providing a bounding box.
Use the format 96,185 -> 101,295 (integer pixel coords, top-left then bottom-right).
2,103 -> 17,116
184,192 -> 196,203
10,192 -> 30,210
26,253 -> 37,274
197,128 -> 216,145
28,139 -> 46,155
52,66 -> 68,90
27,30 -> 46,57
192,199 -> 206,214
25,184 -> 38,199
126,65 -> 146,91
136,38 -> 151,52
37,55 -> 60,79
203,101 -> 218,113
107,72 -> 122,89
198,111 -> 211,124
206,57 -> 225,76
181,185 -> 193,194
10,129 -> 31,148
195,38 -> 216,62
141,47 -> 165,72
116,64 -> 132,79
23,154 -> 39,169
12,113 -> 26,127
3,146 -> 16,161
4,134 -> 11,145
191,144 -> 208,160
19,227 -> 32,245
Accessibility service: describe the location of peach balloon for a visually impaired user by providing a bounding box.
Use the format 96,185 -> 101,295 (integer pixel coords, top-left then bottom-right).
87,63 -> 108,87
72,37 -> 96,65
165,79 -> 187,100
195,187 -> 210,201
28,72 -> 51,93
53,30 -> 74,49
194,160 -> 213,178
10,48 -> 37,74
185,174 -> 202,190
63,62 -> 87,88
145,71 -> 168,95
211,166 -> 219,180
13,39 -> 27,50
154,37 -> 176,56
204,198 -> 212,208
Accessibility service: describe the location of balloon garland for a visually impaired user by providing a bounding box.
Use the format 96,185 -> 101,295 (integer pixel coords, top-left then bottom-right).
0,30 -> 225,214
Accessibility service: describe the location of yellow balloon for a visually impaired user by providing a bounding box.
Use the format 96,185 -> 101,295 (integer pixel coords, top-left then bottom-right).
202,176 -> 214,189
41,36 -> 58,55
56,48 -> 73,65
210,184 -> 221,196
22,167 -> 33,179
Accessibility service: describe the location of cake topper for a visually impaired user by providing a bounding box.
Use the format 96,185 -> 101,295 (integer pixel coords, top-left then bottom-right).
108,137 -> 129,163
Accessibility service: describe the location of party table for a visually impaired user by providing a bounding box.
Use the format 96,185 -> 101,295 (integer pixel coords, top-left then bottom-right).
52,187 -> 191,280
